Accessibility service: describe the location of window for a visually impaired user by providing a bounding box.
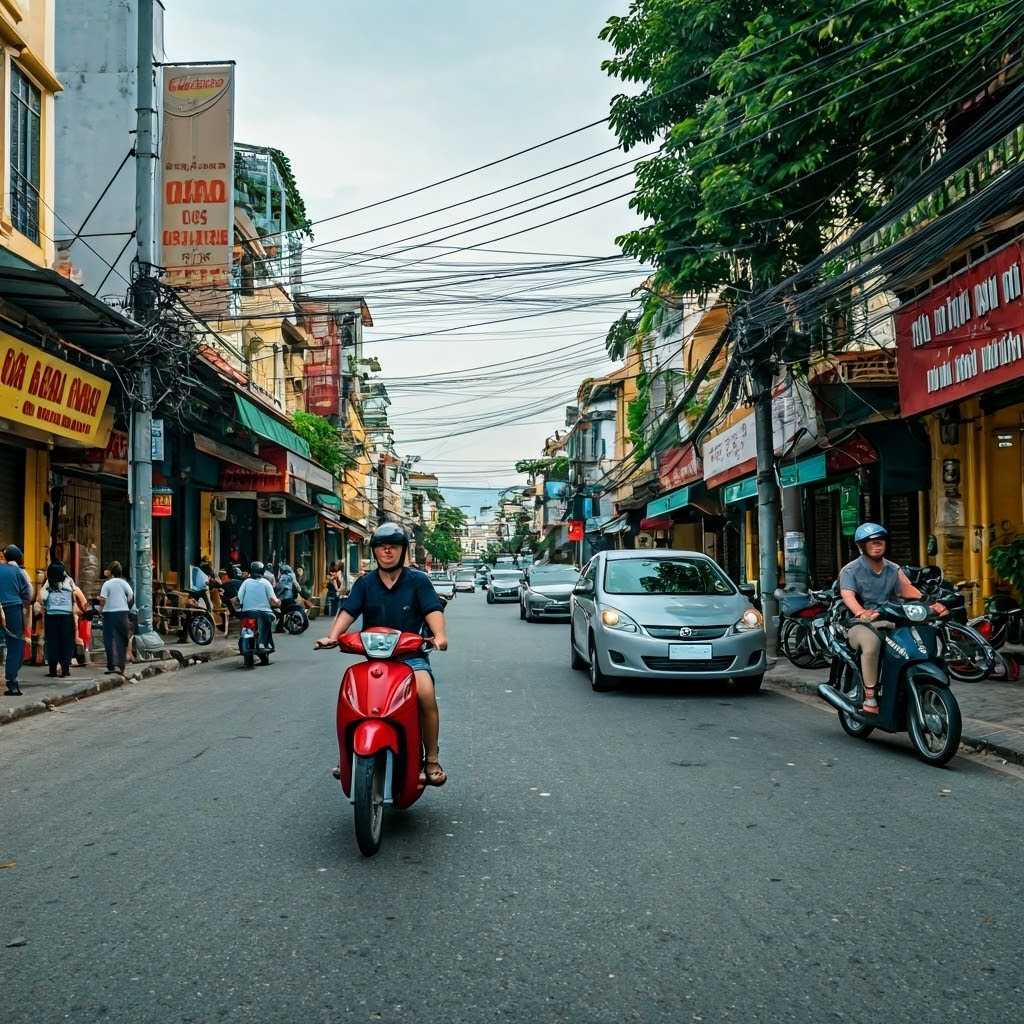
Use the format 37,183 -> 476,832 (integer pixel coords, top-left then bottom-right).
10,65 -> 41,243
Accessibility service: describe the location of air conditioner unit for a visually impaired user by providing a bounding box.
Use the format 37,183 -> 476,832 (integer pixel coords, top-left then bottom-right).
256,496 -> 287,519
636,532 -> 653,549
211,496 -> 228,521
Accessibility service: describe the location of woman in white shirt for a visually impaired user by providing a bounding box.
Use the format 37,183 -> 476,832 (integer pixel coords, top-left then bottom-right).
98,561 -> 134,675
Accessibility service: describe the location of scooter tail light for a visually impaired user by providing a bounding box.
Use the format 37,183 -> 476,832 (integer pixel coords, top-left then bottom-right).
976,619 -> 994,640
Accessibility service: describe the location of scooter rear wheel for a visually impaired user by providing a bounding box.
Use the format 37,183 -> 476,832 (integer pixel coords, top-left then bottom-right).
353,752 -> 386,856
906,670 -> 962,767
282,609 -> 308,635
835,662 -> 875,739
187,614 -> 214,647
242,648 -> 254,669
942,622 -> 992,682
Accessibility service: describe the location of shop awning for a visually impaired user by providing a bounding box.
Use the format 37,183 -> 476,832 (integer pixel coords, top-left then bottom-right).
639,515 -> 674,531
600,514 -> 631,534
193,433 -> 275,474
646,486 -> 694,517
585,515 -> 612,534
317,493 -> 342,510
234,394 -> 311,458
723,476 -> 758,505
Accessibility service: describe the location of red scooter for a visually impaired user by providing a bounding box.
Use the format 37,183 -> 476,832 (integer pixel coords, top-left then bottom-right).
316,627 -> 433,856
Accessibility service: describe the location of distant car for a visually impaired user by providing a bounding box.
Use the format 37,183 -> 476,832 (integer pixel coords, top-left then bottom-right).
453,569 -> 476,593
427,570 -> 456,601
486,568 -> 524,604
474,567 -> 489,586
520,564 -> 580,622
570,549 -> 766,693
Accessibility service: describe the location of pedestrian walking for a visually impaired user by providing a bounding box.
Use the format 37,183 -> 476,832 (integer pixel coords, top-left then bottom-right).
0,545 -> 33,696
324,561 -> 343,616
38,562 -> 88,679
98,561 -> 134,675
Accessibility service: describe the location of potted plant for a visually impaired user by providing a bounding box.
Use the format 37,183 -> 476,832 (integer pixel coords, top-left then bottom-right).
987,535 -> 1024,600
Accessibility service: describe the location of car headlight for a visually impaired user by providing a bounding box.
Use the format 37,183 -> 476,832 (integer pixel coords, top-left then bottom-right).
599,605 -> 639,633
732,608 -> 764,633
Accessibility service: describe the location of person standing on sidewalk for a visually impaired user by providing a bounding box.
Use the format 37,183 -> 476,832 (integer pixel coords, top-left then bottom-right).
0,545 -> 32,696
38,562 -> 88,679
98,561 -> 134,675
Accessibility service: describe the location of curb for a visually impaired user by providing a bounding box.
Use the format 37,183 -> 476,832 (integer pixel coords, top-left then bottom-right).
767,669 -> 1024,767
0,641 -> 238,726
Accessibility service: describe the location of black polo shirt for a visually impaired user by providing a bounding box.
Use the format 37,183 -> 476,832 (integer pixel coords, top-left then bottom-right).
342,567 -> 443,638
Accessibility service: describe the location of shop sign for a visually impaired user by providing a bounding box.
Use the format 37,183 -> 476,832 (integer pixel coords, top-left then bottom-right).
894,239 -> 1024,416
160,64 -> 234,309
152,486 -> 174,517
567,519 -> 584,542
839,480 -> 860,536
0,334 -> 110,444
657,443 -> 702,489
220,464 -> 283,492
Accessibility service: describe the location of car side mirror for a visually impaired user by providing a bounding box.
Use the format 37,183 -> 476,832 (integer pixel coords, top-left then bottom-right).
738,583 -> 756,601
574,579 -> 595,595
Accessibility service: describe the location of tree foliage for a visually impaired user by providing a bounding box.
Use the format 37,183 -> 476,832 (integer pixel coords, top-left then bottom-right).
290,412 -> 355,477
515,456 -> 569,480
421,505 -> 467,565
600,0 -> 1016,299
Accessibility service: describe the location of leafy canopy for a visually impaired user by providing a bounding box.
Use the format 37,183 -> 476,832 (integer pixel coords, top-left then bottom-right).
600,0 -> 1015,298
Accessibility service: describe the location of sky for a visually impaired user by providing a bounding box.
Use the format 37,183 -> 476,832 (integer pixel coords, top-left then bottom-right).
163,1 -> 650,493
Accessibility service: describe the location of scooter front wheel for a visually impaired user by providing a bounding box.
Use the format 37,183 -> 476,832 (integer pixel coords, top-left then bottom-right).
187,613 -> 214,647
353,752 -> 386,856
282,609 -> 308,635
906,670 -> 962,767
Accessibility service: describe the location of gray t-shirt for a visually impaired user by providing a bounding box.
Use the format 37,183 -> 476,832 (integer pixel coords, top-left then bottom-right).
839,556 -> 902,610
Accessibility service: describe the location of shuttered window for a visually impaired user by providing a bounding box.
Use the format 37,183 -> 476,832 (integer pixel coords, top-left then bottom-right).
10,65 -> 41,243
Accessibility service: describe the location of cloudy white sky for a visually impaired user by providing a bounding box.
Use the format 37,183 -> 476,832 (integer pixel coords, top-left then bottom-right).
164,1 -> 650,490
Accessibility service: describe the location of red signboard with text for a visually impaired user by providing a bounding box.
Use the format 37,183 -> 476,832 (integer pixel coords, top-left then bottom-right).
894,239 -> 1024,417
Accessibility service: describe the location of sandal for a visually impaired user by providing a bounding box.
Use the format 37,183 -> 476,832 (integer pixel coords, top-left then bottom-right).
423,758 -> 447,787
861,687 -> 879,715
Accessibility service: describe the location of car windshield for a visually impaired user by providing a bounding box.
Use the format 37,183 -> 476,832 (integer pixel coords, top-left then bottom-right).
602,557 -> 735,596
428,572 -> 448,581
455,571 -> 475,581
528,567 -> 579,584
491,570 -> 522,581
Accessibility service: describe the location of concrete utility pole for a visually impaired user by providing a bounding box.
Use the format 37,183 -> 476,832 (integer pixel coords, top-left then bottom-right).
130,1 -> 162,657
752,362 -> 780,653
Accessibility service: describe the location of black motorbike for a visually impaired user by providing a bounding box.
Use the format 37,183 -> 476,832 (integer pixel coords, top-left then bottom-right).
238,610 -> 275,668
817,599 -> 962,767
276,597 -> 309,635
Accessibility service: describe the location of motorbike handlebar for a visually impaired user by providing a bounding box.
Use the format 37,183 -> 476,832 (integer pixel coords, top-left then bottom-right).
313,639 -> 338,650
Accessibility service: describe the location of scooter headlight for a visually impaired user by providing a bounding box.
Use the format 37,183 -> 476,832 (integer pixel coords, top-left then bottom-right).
903,602 -> 929,623
600,605 -> 639,632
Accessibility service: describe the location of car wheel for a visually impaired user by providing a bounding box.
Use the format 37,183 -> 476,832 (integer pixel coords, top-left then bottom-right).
570,626 -> 586,670
588,636 -> 614,692
734,673 -> 764,694
486,590 -> 495,604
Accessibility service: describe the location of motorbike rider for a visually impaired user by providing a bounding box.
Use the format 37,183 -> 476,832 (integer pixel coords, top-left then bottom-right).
839,523 -> 946,713
318,522 -> 449,785
274,563 -> 300,633
237,560 -> 280,650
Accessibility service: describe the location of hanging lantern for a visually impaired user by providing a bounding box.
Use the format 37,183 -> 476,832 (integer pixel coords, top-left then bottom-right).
152,485 -> 174,518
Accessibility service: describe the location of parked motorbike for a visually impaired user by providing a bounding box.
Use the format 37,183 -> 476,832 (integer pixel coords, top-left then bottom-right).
276,597 -> 309,636
171,587 -> 215,646
970,594 -> 1022,681
315,628 -> 435,857
818,599 -> 963,766
777,586 -> 837,668
238,611 -> 275,668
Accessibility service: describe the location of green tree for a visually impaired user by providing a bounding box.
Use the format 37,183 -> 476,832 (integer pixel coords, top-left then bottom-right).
291,412 -> 356,477
600,1 -> 1017,304
422,505 -> 467,565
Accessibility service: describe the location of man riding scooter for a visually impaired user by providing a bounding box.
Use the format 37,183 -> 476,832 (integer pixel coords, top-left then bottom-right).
317,523 -> 449,786
840,523 -> 946,714
237,561 -> 280,653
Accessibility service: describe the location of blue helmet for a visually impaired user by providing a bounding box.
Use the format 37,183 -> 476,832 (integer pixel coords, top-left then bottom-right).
854,523 -> 888,545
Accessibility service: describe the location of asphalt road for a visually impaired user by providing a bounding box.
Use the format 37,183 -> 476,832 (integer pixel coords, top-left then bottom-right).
2,592 -> 1022,1023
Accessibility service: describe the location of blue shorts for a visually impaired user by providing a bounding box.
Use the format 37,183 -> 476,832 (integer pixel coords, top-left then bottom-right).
401,656 -> 435,683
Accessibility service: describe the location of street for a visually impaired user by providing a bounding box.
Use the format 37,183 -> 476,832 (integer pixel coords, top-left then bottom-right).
2,593 -> 1023,1023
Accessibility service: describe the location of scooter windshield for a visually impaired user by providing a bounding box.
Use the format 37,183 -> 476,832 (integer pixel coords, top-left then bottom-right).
361,630 -> 401,658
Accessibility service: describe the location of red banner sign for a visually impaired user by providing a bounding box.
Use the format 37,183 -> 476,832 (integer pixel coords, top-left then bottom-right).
894,239 -> 1024,416
220,464 -> 284,492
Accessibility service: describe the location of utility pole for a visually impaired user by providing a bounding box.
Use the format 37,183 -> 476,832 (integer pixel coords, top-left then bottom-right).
130,1 -> 162,658
752,361 -> 780,653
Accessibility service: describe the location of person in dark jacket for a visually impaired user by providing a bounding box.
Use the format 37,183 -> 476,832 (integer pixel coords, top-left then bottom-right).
0,545 -> 33,695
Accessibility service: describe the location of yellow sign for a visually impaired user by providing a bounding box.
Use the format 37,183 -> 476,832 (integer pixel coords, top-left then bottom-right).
0,334 -> 111,444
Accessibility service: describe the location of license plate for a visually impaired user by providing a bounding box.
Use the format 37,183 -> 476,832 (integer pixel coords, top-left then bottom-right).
669,643 -> 713,660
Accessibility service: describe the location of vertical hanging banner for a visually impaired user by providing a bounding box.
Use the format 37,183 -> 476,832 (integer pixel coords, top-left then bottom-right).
160,64 -> 235,316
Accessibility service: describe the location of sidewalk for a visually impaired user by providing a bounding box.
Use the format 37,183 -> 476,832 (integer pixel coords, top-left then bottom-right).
0,635 -> 240,726
766,651 -> 1024,766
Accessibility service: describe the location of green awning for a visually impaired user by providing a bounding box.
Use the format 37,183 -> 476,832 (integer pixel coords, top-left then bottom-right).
779,452 -> 827,488
234,395 -> 310,458
723,476 -> 757,505
646,486 -> 691,517
317,493 -> 342,510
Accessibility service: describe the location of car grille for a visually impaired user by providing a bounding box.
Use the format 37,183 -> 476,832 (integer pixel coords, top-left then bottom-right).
645,625 -> 730,640
641,655 -> 735,672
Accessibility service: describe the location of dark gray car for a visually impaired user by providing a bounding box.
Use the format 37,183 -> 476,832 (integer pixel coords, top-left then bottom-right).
520,565 -> 580,622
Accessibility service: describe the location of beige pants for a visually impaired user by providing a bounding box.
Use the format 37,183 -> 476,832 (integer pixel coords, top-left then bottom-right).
847,622 -> 893,690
